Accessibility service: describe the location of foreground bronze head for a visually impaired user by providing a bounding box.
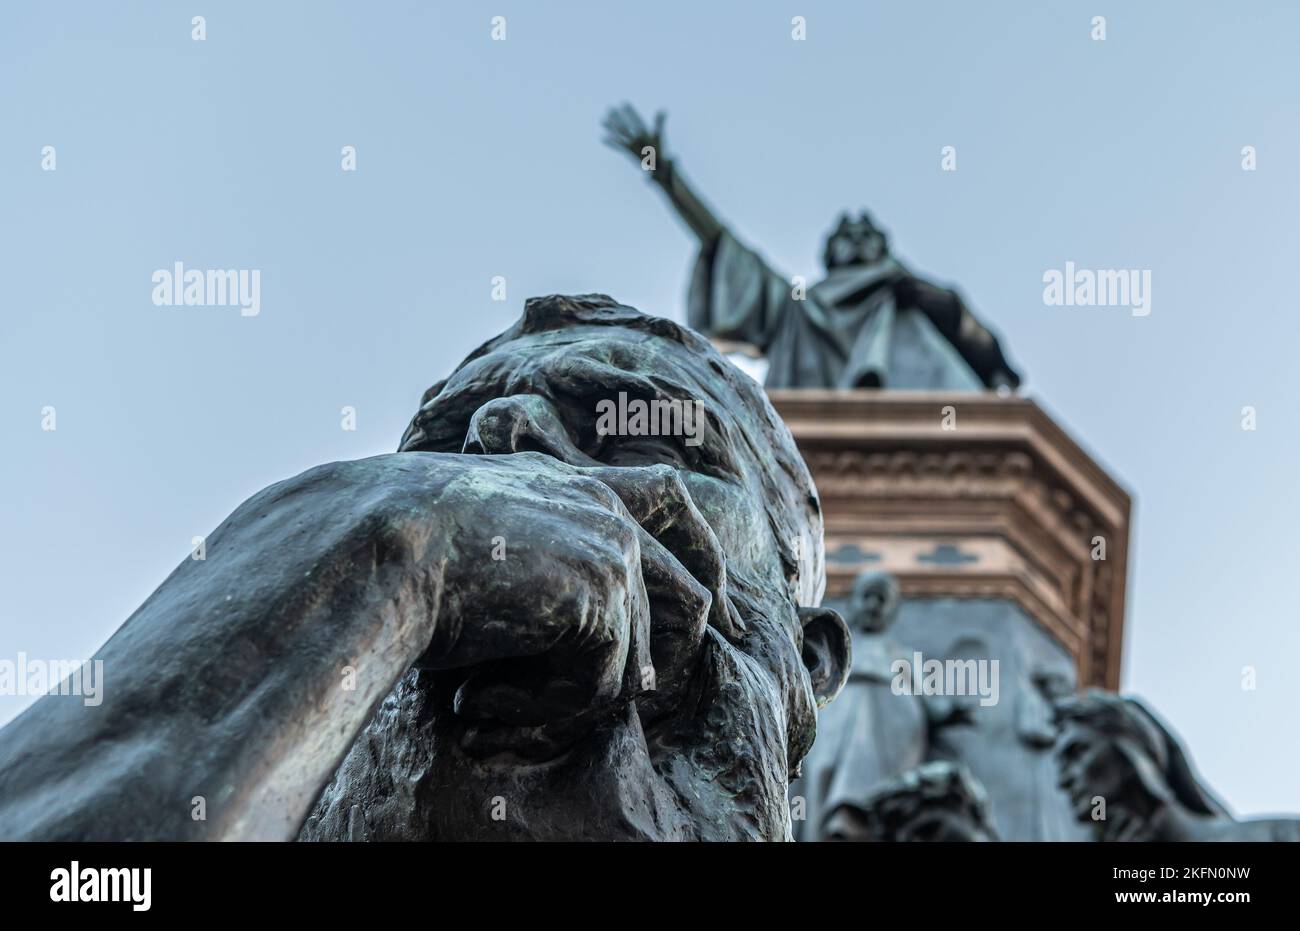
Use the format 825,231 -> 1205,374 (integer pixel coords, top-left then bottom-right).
304,294 -> 850,840
0,295 -> 849,842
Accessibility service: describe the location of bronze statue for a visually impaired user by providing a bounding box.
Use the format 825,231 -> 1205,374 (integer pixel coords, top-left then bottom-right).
791,571 -> 926,839
823,760 -> 998,842
0,295 -> 851,841
602,103 -> 1021,391
1055,691 -> 1300,842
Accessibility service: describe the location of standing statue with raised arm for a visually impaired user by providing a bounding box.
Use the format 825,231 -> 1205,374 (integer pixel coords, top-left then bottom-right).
602,103 -> 1021,391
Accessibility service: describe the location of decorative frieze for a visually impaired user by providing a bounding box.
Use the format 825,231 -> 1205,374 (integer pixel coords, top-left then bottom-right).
770,390 -> 1131,689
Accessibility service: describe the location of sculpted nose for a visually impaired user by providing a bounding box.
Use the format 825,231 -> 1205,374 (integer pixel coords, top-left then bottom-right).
463,394 -> 596,466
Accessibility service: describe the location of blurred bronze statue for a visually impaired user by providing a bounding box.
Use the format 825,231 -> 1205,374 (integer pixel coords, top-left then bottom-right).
603,103 -> 1020,391
1055,692 -> 1300,842
823,760 -> 998,842
791,572 -> 925,838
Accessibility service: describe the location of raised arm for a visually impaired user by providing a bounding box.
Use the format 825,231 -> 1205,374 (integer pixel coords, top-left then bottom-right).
602,103 -> 725,244
602,104 -> 799,357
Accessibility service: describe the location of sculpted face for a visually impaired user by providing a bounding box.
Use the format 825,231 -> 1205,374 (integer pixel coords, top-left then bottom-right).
1051,693 -> 1208,840
848,571 -> 899,633
824,213 -> 889,270
1054,722 -> 1130,823
1051,693 -> 1295,843
304,295 -> 849,841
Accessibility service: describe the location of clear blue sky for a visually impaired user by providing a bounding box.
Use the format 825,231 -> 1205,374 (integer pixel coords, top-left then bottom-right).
3,1 -> 1297,815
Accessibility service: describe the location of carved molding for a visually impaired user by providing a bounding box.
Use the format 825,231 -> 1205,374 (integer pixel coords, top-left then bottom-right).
770,390 -> 1131,689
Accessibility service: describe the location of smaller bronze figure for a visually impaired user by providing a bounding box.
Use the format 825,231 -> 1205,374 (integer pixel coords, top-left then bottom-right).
1054,691 -> 1300,842
792,571 -> 969,840
823,760 -> 999,842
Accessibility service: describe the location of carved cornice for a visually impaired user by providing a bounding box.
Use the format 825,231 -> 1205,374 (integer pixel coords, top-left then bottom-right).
769,390 -> 1131,689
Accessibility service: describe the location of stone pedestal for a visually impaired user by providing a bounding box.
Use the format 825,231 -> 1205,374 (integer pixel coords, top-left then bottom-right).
770,390 -> 1131,690
773,390 -> 1132,839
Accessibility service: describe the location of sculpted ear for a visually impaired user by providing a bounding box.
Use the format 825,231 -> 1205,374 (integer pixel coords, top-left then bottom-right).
797,606 -> 852,708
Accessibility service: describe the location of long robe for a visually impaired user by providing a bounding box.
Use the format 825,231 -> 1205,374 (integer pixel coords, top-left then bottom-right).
790,630 -> 926,841
688,230 -> 1020,390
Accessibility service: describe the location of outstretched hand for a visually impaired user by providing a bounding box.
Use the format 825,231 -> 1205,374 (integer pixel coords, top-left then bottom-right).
600,103 -> 726,241
602,102 -> 666,165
